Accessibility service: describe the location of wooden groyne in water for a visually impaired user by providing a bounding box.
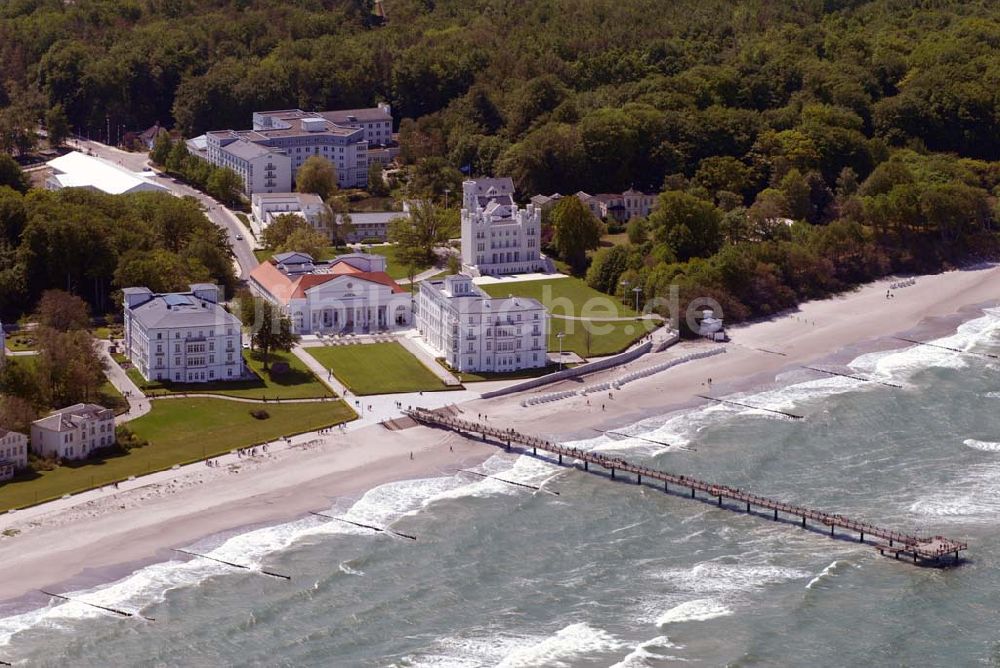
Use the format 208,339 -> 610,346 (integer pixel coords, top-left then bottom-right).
404,408 -> 968,566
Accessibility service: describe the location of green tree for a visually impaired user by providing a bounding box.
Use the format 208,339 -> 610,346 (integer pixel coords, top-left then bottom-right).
626,217 -> 647,245
277,226 -> 330,259
45,104 -> 70,148
246,298 -> 298,371
207,167 -> 243,205
296,155 -> 338,200
648,191 -> 723,262
387,201 -> 447,267
586,245 -> 631,294
150,132 -> 174,167
550,196 -> 604,274
166,140 -> 189,173
694,156 -> 752,200
261,214 -> 314,250
0,154 -> 28,194
367,161 -> 389,197
35,290 -> 91,331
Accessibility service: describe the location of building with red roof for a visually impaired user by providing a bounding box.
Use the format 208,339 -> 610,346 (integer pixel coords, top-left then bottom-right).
248,252 -> 412,334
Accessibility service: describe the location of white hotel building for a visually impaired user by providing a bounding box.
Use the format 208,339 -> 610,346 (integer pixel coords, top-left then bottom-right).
122,284 -> 243,384
416,274 -> 549,373
193,104 -> 394,195
0,428 -> 27,480
31,404 -> 115,461
460,178 -> 549,276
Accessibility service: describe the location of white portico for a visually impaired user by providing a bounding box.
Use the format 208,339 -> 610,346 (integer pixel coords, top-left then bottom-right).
249,252 -> 412,335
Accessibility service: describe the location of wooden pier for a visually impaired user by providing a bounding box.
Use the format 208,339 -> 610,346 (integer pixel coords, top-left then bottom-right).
405,408 -> 968,566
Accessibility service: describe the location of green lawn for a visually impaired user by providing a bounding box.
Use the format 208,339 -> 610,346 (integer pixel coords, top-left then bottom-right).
306,342 -> 453,395
98,378 -> 129,415
0,398 -> 355,512
479,276 -> 654,356
126,350 -> 333,400
361,244 -> 435,280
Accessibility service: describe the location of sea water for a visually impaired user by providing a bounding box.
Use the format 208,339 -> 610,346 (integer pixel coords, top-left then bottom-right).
1,310 -> 1000,666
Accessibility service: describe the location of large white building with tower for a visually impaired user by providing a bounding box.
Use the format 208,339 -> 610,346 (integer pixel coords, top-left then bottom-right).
459,177 -> 549,276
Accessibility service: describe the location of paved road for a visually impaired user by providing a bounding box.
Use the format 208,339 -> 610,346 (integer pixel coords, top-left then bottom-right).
66,138 -> 258,279
97,340 -> 152,424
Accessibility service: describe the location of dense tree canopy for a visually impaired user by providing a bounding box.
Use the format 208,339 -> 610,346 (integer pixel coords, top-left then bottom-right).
3,0 -> 1000,330
0,188 -> 235,319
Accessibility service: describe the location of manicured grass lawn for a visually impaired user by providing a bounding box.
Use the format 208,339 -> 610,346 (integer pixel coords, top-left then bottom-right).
361,244 -> 434,280
128,350 -> 333,400
599,232 -> 630,248
306,342 -> 452,395
480,276 -> 654,356
480,276 -> 639,318
548,317 -> 659,357
0,398 -> 356,512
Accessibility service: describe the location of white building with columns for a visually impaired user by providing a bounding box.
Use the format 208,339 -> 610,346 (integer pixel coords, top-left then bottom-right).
460,177 -> 549,276
249,252 -> 411,335
122,284 -> 244,384
416,274 -> 548,373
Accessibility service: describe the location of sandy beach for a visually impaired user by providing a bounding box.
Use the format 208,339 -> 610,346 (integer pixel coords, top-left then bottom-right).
0,264 -> 998,606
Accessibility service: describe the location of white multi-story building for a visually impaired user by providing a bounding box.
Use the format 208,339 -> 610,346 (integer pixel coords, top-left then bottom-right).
30,404 -> 115,461
202,135 -> 292,196
250,192 -> 326,236
194,105 -> 395,195
0,429 -> 27,480
122,284 -> 243,384
249,252 -> 411,334
416,274 -> 548,373
460,178 -> 548,276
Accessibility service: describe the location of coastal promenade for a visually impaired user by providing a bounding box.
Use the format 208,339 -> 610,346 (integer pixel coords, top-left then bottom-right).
405,408 -> 969,566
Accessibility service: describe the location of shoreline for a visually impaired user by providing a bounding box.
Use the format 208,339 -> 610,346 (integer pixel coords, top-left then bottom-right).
0,264 -> 997,610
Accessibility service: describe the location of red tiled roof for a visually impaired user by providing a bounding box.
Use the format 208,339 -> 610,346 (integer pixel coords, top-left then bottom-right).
251,260 -> 405,303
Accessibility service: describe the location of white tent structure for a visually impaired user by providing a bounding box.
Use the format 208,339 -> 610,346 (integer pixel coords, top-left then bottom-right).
45,151 -> 168,196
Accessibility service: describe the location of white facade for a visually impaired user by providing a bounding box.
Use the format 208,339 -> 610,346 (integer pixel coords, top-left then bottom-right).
198,106 -> 393,195
249,252 -> 412,335
417,274 -> 548,373
0,429 -> 27,480
460,178 -> 547,276
250,192 -> 326,236
122,284 -> 243,384
30,404 -> 115,461
203,134 -> 292,196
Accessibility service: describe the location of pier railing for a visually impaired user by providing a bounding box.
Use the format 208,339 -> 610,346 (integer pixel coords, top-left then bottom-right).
405,408 -> 967,565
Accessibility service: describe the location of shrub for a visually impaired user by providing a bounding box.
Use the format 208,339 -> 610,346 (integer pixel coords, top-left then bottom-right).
249,409 -> 270,420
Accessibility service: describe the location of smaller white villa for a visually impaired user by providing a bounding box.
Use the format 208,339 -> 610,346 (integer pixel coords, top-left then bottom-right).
31,404 -> 115,461
45,151 -> 169,196
416,274 -> 549,373
250,192 -> 326,236
460,177 -> 550,276
249,251 -> 411,334
0,428 -> 27,481
123,284 -> 243,384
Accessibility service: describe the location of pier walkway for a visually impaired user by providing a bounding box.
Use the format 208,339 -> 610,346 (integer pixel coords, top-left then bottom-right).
404,408 -> 968,566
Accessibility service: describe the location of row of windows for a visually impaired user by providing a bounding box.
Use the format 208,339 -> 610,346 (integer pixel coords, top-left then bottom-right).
156,329 -> 235,340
